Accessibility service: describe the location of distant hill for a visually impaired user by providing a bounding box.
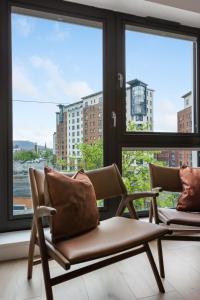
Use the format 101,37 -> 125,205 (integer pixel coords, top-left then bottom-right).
13,140 -> 46,151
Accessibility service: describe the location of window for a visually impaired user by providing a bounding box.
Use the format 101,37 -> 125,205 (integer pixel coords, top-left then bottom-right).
136,115 -> 143,122
125,26 -> 196,133
9,7 -> 103,222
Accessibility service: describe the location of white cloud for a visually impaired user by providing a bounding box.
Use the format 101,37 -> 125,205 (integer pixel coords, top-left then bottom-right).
13,64 -> 38,97
15,17 -> 34,37
30,55 -> 93,100
13,127 -> 53,148
154,99 -> 178,132
52,23 -> 70,41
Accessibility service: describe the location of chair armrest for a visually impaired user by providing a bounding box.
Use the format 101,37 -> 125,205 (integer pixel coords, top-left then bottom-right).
116,192 -> 159,219
37,206 -> 57,218
125,191 -> 159,204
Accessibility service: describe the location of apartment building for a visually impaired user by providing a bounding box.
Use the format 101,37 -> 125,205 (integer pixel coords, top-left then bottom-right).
126,79 -> 154,131
54,79 -> 154,163
176,91 -> 196,167
157,91 -> 196,167
82,92 -> 103,144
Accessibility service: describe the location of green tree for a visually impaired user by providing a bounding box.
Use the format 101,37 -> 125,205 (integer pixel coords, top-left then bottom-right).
77,140 -> 103,170
122,121 -> 177,210
13,150 -> 39,162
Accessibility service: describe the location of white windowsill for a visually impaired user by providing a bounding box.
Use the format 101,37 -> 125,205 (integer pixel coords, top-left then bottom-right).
0,230 -> 39,261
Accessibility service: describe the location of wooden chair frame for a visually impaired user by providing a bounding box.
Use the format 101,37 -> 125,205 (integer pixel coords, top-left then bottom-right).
28,167 -> 168,300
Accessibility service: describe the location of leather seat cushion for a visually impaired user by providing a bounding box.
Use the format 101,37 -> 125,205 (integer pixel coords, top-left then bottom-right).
46,217 -> 169,264
158,208 -> 200,226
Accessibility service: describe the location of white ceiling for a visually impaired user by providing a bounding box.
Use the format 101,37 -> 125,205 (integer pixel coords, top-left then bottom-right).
65,0 -> 200,28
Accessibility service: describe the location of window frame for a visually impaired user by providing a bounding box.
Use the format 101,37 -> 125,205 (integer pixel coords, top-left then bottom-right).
115,15 -> 200,149
0,0 -> 119,232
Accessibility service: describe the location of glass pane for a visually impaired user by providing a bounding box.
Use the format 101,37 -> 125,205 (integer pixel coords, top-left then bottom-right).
122,149 -> 198,211
12,12 -> 103,215
125,26 -> 195,133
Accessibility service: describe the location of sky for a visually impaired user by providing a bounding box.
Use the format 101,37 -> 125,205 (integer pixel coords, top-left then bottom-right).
12,13 -> 193,148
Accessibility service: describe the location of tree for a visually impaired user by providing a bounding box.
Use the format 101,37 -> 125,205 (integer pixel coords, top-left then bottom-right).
122,121 -> 177,210
13,150 -> 39,162
77,140 -> 103,170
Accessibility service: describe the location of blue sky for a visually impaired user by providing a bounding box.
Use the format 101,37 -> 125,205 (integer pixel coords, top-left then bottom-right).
12,13 -> 193,147
12,13 -> 103,147
126,30 -> 193,132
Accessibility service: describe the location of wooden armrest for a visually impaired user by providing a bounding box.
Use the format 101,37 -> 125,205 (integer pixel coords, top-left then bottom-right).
116,192 -> 159,218
125,191 -> 159,204
37,206 -> 57,218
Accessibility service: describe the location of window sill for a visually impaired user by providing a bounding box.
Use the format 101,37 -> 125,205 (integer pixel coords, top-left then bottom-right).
0,230 -> 39,261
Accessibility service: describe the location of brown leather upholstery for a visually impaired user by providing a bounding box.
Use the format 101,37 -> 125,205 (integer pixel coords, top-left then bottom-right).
149,163 -> 182,192
34,169 -> 45,205
46,217 -> 169,264
158,208 -> 200,226
44,168 -> 99,241
35,164 -> 127,205
177,166 -> 200,212
85,164 -> 127,200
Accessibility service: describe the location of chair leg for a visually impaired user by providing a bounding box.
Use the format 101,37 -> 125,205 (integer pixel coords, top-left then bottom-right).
145,243 -> 165,293
27,221 -> 37,280
37,219 -> 53,300
157,239 -> 165,278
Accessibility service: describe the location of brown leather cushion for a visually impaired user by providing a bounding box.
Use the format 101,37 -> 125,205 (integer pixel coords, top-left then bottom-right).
46,217 -> 169,263
158,208 -> 200,226
149,163 -> 182,192
44,167 -> 99,241
177,166 -> 200,212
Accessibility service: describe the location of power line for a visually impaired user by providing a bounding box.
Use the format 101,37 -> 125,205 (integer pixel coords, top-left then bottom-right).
13,99 -> 71,105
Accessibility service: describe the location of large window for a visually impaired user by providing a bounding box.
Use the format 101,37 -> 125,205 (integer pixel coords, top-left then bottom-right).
12,11 -> 103,216
125,26 -> 196,134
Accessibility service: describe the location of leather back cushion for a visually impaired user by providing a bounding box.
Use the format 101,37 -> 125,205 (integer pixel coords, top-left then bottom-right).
86,164 -> 127,200
177,166 -> 200,211
44,167 -> 99,241
149,163 -> 182,192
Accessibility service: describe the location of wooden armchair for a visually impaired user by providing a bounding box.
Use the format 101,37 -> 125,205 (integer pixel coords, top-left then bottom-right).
149,163 -> 200,278
28,163 -> 169,300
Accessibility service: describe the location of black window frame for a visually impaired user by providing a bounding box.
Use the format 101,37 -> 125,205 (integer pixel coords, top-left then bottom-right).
116,14 -> 200,149
1,0 -> 200,232
0,0 -> 120,232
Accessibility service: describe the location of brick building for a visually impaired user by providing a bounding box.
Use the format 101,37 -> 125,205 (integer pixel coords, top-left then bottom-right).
54,79 -> 154,168
82,92 -> 103,144
158,91 -> 195,167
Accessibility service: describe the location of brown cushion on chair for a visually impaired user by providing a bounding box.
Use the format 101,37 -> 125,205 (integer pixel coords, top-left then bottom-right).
45,217 -> 169,264
158,208 -> 200,226
44,167 -> 99,241
177,166 -> 200,212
